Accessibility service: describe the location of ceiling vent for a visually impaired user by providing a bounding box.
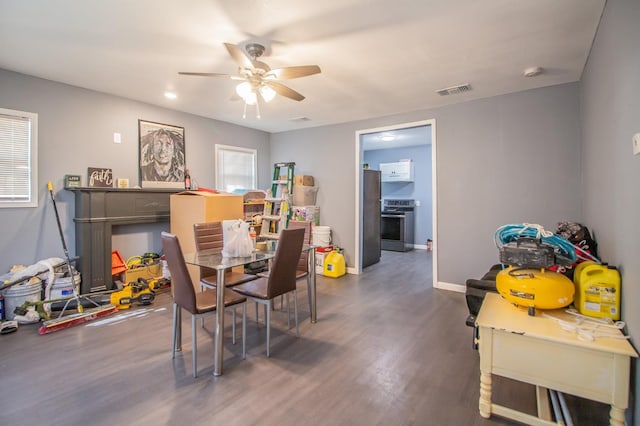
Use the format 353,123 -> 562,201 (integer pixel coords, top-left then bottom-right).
289,116 -> 311,122
436,83 -> 472,96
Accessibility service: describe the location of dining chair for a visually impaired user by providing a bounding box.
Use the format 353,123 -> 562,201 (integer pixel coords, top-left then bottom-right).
162,231 -> 247,378
193,221 -> 259,288
231,227 -> 305,357
273,220 -> 313,315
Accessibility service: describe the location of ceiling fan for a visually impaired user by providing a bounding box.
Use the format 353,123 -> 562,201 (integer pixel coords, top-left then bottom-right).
179,43 -> 321,118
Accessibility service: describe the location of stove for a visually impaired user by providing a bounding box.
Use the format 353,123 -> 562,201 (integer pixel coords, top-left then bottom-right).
381,199 -> 415,252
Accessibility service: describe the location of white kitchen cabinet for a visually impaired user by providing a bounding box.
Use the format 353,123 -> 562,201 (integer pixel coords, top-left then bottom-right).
380,160 -> 414,182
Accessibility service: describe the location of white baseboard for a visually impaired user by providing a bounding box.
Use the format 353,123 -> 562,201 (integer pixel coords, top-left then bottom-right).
435,281 -> 465,293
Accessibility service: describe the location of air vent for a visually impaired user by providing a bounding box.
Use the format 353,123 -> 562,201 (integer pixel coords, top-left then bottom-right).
290,116 -> 311,122
436,83 -> 472,96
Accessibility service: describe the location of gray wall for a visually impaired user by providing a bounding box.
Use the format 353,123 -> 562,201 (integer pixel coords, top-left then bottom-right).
364,145 -> 433,244
271,83 -> 582,284
580,1 -> 640,421
0,69 -> 270,271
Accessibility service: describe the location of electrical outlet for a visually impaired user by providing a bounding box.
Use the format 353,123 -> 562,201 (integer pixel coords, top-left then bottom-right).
114,132 -> 121,144
633,133 -> 640,156
415,200 -> 421,207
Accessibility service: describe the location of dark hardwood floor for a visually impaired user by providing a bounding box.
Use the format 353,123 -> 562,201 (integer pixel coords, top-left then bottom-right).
0,250 -> 609,425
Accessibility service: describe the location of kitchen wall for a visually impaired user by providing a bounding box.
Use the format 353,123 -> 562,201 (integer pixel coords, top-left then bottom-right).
364,145 -> 433,246
579,1 -> 640,421
0,69 -> 271,273
271,82 -> 582,284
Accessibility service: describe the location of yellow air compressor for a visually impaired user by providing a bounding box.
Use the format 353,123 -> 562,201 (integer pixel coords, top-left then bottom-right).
496,266 -> 574,315
323,249 -> 346,278
573,262 -> 620,320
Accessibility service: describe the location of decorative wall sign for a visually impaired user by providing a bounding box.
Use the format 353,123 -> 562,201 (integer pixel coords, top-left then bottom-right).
88,167 -> 113,188
139,120 -> 185,189
64,174 -> 82,188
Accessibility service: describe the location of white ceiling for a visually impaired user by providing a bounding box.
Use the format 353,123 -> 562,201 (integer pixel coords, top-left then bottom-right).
0,0 -> 605,134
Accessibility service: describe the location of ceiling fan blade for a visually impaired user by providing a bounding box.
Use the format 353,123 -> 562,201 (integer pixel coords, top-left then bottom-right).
265,81 -> 305,101
266,65 -> 321,80
178,72 -> 245,81
224,43 -> 257,70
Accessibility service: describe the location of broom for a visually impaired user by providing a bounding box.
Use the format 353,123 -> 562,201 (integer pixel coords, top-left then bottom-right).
39,182 -> 117,334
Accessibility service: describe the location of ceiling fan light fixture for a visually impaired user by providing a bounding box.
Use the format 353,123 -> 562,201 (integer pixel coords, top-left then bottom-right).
259,84 -> 276,103
244,91 -> 258,106
236,81 -> 252,99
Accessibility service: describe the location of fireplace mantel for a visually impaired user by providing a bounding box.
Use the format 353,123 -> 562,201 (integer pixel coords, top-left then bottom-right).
70,187 -> 179,293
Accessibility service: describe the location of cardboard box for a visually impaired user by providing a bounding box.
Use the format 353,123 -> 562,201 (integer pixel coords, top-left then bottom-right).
121,263 -> 162,284
294,175 -> 314,186
292,186 -> 318,206
170,191 -> 243,290
315,245 -> 334,275
291,206 -> 320,225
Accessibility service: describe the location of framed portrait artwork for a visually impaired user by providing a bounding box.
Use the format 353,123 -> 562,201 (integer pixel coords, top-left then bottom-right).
139,119 -> 185,189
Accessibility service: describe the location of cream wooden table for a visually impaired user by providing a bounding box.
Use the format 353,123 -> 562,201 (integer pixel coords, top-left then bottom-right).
476,292 -> 637,426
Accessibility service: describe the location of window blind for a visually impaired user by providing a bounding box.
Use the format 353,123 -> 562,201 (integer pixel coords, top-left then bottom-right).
0,110 -> 36,207
216,145 -> 256,192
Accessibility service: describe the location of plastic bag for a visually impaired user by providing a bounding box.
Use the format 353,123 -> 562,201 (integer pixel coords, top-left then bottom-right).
222,219 -> 254,258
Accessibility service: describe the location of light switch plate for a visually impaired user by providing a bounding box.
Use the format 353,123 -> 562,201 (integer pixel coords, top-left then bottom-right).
114,132 -> 122,144
633,133 -> 640,156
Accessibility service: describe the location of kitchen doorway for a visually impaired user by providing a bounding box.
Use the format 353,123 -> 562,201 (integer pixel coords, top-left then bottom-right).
354,119 -> 439,288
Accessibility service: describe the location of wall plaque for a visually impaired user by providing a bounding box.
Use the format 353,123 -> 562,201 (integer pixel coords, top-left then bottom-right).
64,174 -> 82,188
88,167 -> 113,188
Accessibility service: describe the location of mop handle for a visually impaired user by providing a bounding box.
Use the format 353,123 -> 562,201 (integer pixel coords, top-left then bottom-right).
47,182 -> 76,283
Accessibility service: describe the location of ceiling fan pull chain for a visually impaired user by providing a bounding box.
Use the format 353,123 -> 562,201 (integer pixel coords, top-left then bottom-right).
256,99 -> 261,119
242,102 -> 248,119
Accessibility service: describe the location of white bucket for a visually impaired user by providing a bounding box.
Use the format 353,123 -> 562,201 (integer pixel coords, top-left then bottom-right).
312,226 -> 331,246
48,273 -> 81,300
2,280 -> 42,321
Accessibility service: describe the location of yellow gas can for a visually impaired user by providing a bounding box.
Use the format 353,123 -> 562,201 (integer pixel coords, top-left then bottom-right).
573,262 -> 620,320
323,249 -> 346,278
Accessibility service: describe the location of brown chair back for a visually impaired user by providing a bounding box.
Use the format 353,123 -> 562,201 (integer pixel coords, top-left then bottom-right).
161,232 -> 197,314
266,227 -> 305,299
287,221 -> 312,273
193,221 -> 224,279
193,222 -> 224,252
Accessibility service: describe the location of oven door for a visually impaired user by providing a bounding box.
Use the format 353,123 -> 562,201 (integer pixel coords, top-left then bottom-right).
381,213 -> 406,251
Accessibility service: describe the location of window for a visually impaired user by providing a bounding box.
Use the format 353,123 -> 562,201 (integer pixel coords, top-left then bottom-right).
215,144 -> 257,192
0,108 -> 38,208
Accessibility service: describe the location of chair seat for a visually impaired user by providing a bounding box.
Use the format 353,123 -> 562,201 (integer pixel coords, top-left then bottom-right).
257,269 -> 308,280
232,277 -> 270,300
201,271 -> 259,288
195,288 -> 246,314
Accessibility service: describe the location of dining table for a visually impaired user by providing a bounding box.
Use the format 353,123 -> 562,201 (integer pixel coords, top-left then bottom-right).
183,244 -> 317,376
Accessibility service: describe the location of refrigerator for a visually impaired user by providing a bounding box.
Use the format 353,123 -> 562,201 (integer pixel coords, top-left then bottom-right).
362,169 -> 381,267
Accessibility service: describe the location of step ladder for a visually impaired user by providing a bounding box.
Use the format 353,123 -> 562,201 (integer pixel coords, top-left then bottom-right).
271,162 -> 295,198
260,162 -> 295,239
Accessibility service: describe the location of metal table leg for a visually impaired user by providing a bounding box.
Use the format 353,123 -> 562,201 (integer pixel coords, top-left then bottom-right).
213,268 -> 225,376
308,248 -> 317,323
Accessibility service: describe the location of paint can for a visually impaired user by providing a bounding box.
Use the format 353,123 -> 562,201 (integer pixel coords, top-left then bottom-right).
49,273 -> 81,300
2,280 -> 42,321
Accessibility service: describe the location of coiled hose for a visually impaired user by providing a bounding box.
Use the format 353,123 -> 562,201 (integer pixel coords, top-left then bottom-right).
494,223 -> 600,264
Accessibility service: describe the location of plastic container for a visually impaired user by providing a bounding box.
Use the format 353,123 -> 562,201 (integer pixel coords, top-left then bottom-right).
323,249 -> 346,278
48,273 -> 81,300
111,251 -> 127,275
2,280 -> 42,321
573,262 -> 621,320
312,226 -> 331,246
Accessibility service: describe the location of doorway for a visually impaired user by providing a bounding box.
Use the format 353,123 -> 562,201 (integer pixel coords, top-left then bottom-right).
354,119 -> 439,288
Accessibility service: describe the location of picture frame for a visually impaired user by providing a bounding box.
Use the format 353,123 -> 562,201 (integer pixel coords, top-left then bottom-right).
139,119 -> 185,189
